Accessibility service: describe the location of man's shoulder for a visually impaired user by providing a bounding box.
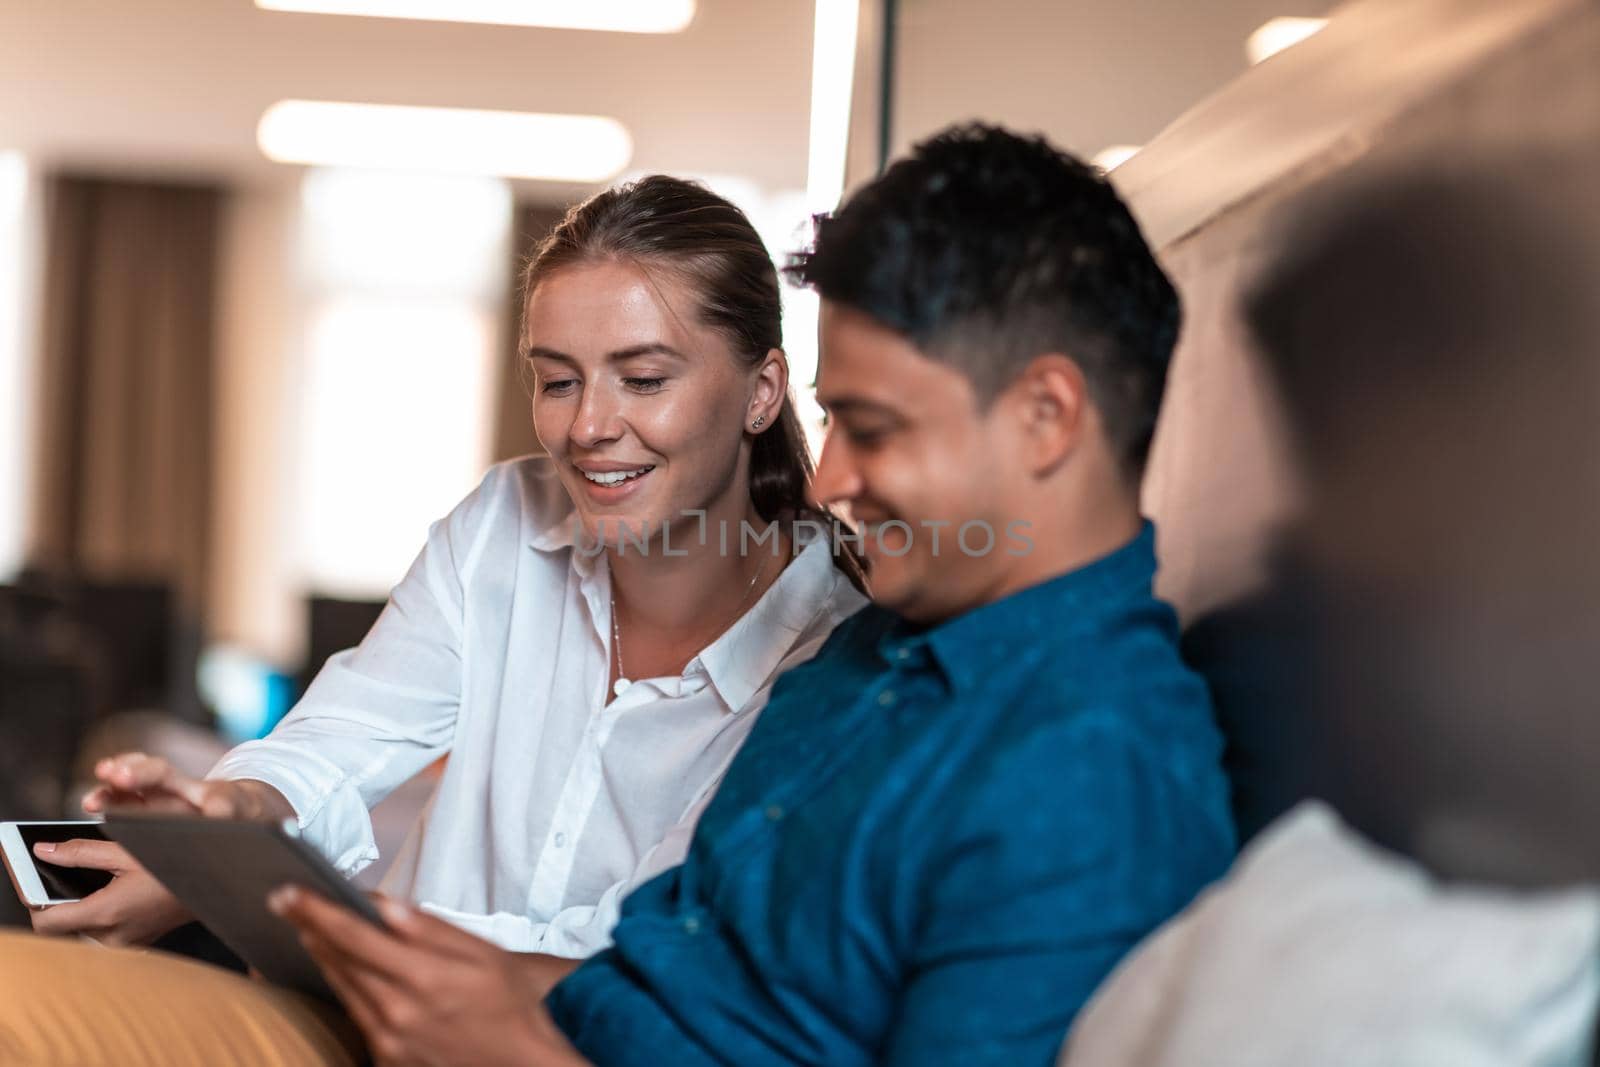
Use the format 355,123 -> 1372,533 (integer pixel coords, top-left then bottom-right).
943,605 -> 1230,839
1001,626 -> 1221,788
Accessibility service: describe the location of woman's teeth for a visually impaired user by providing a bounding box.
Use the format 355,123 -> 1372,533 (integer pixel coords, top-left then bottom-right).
582,466 -> 654,486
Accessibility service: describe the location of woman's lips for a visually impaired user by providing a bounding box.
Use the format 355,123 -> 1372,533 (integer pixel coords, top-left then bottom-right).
576,465 -> 654,505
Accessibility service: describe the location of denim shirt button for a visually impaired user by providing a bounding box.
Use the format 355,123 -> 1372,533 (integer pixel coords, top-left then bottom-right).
877,689 -> 897,707
682,915 -> 702,935
764,804 -> 785,822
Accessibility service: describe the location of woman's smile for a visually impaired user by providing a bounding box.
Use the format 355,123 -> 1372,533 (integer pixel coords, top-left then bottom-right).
573,460 -> 658,504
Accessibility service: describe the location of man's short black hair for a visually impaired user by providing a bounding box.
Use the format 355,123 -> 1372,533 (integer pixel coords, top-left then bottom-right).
786,122 -> 1180,480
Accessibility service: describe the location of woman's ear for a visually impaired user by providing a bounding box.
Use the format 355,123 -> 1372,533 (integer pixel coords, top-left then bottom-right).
1010,353 -> 1087,475
749,347 -> 790,432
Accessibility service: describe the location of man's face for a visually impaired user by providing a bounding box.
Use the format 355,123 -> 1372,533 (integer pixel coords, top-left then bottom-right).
812,302 -> 1027,623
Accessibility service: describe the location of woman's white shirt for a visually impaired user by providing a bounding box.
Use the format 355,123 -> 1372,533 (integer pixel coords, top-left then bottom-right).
209,457 -> 865,957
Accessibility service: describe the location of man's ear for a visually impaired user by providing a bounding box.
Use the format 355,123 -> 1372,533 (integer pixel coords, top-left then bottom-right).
749,347 -> 790,431
1007,353 -> 1088,476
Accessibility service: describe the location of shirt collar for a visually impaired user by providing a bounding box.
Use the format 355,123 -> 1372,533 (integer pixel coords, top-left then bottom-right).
880,521 -> 1160,694
540,508 -> 852,715
529,508 -> 582,553
694,536 -> 848,715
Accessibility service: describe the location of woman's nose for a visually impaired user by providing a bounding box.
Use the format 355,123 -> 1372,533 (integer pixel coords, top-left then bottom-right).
571,385 -> 624,448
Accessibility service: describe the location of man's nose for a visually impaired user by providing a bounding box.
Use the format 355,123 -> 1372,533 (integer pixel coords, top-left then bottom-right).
810,429 -> 861,509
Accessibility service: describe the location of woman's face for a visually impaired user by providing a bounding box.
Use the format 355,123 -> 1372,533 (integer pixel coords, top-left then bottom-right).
524,259 -> 772,549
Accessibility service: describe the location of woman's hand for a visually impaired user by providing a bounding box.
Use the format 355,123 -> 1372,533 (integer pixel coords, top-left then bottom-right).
28,752 -> 296,945
82,752 -> 295,822
28,837 -> 193,946
271,887 -> 590,1067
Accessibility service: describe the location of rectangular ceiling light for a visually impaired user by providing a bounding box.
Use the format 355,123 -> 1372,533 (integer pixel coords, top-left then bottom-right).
1247,16 -> 1330,66
805,0 -> 860,215
255,0 -> 694,33
258,100 -> 633,182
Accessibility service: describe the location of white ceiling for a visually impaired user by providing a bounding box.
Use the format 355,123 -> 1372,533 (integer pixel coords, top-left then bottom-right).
892,0 -> 1339,163
0,0 -> 817,199
1,0 -> 1336,202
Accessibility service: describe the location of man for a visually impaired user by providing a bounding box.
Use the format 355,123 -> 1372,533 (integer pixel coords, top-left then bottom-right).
280,122 -> 1234,1066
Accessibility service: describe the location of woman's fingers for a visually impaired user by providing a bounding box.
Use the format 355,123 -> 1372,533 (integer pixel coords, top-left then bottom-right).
94,752 -> 170,789
96,753 -> 200,799
92,752 -> 215,811
32,837 -> 128,871
26,849 -> 192,944
27,896 -> 94,935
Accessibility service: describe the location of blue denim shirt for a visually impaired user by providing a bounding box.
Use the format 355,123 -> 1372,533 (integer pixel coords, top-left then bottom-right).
548,523 -> 1234,1066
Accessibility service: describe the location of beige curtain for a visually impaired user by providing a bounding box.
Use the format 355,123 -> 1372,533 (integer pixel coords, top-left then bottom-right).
28,175 -> 223,614
491,202 -> 566,462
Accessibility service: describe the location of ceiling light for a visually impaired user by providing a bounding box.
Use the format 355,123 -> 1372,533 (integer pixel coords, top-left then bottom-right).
255,0 -> 694,33
806,0 -> 861,215
1247,16 -> 1329,65
1091,145 -> 1142,172
257,101 -> 633,182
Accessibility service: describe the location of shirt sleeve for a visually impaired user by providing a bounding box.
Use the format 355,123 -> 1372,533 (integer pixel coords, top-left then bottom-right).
421,777 -> 712,956
880,712 -> 1231,1067
207,467 -> 505,876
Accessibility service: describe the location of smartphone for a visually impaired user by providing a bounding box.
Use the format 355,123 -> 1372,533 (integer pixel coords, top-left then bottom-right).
0,820 -> 113,909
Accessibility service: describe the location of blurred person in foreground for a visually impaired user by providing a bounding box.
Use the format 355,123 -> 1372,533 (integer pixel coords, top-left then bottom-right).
1205,160 -> 1600,878
0,124 -> 1234,1066
0,176 -> 866,1060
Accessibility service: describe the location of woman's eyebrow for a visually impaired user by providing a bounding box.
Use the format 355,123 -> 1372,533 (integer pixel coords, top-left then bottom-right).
524,346 -> 576,364
607,343 -> 688,362
524,343 -> 688,363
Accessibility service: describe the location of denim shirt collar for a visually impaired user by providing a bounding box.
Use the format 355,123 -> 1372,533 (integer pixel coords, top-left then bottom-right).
878,521 -> 1158,694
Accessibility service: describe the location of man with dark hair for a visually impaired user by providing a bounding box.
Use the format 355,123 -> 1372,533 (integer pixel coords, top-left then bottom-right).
280,123 -> 1233,1067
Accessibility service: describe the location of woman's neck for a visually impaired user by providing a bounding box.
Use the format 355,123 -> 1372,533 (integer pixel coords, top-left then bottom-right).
606,498 -> 791,679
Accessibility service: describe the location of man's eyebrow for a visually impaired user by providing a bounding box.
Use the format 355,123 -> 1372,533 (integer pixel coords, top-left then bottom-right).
816,396 -> 901,418
524,343 -> 689,363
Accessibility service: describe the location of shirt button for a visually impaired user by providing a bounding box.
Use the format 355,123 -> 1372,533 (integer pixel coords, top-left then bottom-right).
895,647 -> 912,661
683,916 -> 701,935
877,689 -> 897,707
764,804 -> 784,822
553,832 -> 567,848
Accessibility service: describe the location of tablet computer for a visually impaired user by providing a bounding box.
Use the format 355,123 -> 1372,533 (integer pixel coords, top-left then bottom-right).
103,812 -> 387,1000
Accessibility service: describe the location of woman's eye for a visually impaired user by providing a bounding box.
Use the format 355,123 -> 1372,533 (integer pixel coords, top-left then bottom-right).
540,379 -> 578,395
624,377 -> 666,393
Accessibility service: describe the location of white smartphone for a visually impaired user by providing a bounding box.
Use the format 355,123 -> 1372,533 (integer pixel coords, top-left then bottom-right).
0,820 -> 113,909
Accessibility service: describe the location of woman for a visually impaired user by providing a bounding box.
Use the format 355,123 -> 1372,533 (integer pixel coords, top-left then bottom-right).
3,176 -> 864,1063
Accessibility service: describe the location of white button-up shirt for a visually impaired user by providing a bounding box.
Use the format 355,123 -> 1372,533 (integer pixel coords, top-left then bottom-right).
210,457 -> 865,957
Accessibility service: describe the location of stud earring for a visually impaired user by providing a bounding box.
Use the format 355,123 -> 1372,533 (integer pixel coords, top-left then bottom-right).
751,415 -> 766,430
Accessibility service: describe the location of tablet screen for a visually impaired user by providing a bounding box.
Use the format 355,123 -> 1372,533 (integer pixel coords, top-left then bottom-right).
18,824 -> 113,900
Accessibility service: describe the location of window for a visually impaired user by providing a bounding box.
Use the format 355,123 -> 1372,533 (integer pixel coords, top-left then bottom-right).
293,169 -> 511,595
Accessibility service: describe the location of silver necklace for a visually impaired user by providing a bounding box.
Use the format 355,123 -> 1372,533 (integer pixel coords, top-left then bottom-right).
609,552 -> 772,699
